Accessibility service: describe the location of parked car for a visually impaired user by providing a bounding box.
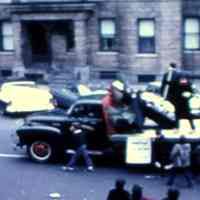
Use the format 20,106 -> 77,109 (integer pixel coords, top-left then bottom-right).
0,80 -> 108,116
0,81 -> 55,115
50,88 -> 79,110
51,86 -> 107,110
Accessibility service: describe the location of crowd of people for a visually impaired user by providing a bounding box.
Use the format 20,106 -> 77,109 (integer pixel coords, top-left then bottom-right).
107,179 -> 180,200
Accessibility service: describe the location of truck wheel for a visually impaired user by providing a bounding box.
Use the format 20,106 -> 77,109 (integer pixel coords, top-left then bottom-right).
27,140 -> 53,163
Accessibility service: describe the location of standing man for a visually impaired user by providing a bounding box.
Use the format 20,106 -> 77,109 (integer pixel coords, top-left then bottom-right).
161,63 -> 178,100
154,130 -> 169,177
62,122 -> 94,171
161,63 -> 195,130
167,136 -> 193,188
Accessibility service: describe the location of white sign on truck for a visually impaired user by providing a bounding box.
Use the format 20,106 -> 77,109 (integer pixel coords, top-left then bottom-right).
126,136 -> 152,164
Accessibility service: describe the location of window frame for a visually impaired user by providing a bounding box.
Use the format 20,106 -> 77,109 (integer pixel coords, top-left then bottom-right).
99,18 -> 117,52
0,21 -> 14,52
183,17 -> 200,51
137,18 -> 156,54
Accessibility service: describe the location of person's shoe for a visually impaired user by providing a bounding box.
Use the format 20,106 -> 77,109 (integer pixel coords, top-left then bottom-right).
62,166 -> 74,171
154,161 -> 161,168
87,166 -> 94,172
164,164 -> 173,170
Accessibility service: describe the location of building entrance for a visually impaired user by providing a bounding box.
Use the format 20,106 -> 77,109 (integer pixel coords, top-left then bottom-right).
27,22 -> 51,63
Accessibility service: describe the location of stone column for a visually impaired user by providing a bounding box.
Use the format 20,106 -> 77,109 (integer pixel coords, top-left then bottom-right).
74,19 -> 87,66
74,19 -> 90,82
12,17 -> 25,77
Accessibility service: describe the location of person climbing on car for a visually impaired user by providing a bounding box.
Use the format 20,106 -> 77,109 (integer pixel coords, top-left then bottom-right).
62,122 -> 95,172
161,62 -> 196,130
102,80 -> 145,135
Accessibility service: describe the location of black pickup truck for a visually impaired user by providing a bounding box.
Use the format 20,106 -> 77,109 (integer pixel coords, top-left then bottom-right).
13,92 -> 200,165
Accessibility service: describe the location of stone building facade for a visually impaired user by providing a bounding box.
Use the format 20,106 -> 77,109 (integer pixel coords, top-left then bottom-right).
0,0 -> 199,83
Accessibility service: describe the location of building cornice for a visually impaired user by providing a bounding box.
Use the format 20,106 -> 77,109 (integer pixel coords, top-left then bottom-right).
10,2 -> 97,13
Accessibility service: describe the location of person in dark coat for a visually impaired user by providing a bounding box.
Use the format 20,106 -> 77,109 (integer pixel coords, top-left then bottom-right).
153,130 -> 170,176
161,62 -> 200,100
161,63 -> 195,129
107,179 -> 130,200
161,188 -> 180,200
62,122 -> 94,171
131,184 -> 153,200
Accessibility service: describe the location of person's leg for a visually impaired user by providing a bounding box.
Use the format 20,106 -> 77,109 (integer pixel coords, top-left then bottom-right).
167,167 -> 177,186
80,145 -> 94,168
182,167 -> 193,187
67,146 -> 82,168
189,117 -> 195,130
160,165 -> 166,177
130,94 -> 145,132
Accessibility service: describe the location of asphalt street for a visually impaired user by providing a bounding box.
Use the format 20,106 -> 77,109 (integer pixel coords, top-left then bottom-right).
0,115 -> 200,200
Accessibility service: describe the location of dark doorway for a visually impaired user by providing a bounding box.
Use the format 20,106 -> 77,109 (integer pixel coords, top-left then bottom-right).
27,22 -> 50,62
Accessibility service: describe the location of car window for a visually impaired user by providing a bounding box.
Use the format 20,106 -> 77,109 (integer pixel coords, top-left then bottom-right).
69,103 -> 103,119
70,104 -> 88,117
86,104 -> 103,119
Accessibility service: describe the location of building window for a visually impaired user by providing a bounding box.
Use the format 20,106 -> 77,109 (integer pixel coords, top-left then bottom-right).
0,22 -> 14,51
138,19 -> 155,54
100,19 -> 116,51
184,18 -> 200,50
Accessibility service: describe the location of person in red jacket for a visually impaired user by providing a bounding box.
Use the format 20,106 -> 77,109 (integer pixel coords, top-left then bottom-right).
102,80 -> 145,135
102,80 -> 126,135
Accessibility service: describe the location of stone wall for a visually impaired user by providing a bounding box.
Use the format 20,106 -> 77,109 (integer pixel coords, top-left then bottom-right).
0,1 -> 196,82
117,0 -> 182,75
0,5 -> 15,78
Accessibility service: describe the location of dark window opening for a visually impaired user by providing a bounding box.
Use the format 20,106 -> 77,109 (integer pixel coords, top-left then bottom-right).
25,73 -> 44,81
100,35 -> 116,51
28,24 -> 48,55
138,74 -> 156,82
100,71 -> 118,79
139,38 -> 155,53
26,22 -> 50,62
1,69 -> 12,77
